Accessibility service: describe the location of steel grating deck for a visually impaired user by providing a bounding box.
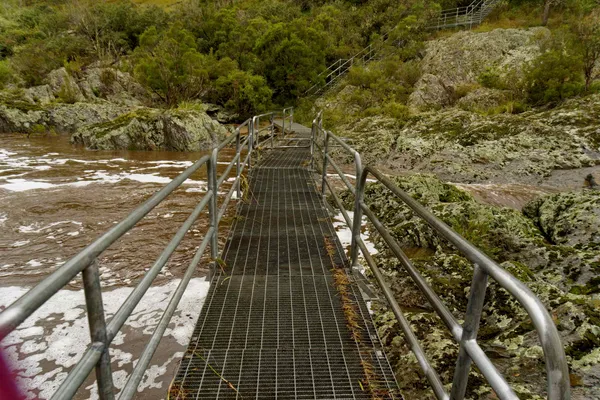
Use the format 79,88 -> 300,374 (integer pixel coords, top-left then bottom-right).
172,134 -> 400,399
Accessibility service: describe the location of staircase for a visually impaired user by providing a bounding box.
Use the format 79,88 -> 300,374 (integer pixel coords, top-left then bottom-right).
431,0 -> 502,30
305,0 -> 502,97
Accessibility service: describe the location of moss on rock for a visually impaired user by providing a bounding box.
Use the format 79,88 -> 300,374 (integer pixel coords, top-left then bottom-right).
347,173 -> 600,398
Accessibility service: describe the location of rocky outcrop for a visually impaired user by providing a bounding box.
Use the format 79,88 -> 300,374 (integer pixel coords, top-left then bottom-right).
524,191 -> 600,250
340,175 -> 600,399
339,93 -> 600,186
0,95 -> 133,133
456,87 -> 509,112
15,66 -> 151,109
409,27 -> 550,110
71,108 -> 229,151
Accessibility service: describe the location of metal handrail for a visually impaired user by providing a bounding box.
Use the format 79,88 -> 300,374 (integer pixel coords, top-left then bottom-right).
0,108 -> 292,400
305,31 -> 390,96
311,113 -> 570,400
431,0 -> 501,29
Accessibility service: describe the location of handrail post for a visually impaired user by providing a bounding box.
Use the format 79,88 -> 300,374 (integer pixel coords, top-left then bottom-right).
235,128 -> 241,200
310,119 -> 316,171
249,119 -> 254,169
320,131 -> 330,201
207,148 -> 219,280
82,261 -> 115,400
282,109 -> 286,139
270,113 -> 275,149
349,151 -> 364,269
290,107 -> 294,127
450,264 -> 488,400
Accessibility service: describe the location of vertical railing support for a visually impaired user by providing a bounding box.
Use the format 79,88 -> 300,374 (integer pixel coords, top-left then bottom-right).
82,261 -> 115,400
350,151 -> 364,269
248,119 -> 254,169
450,264 -> 488,400
320,131 -> 330,201
270,113 -> 275,149
207,148 -> 219,280
282,109 -> 286,139
235,128 -> 241,200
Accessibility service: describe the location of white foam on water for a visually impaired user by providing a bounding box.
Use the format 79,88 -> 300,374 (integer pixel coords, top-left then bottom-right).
19,221 -> 81,234
1,278 -> 211,400
332,211 -> 378,274
1,179 -> 56,191
0,212 -> 8,226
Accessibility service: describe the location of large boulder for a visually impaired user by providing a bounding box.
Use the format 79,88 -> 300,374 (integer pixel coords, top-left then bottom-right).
77,67 -> 150,106
47,68 -> 86,103
409,27 -> 550,110
0,94 -> 133,133
71,108 -> 229,151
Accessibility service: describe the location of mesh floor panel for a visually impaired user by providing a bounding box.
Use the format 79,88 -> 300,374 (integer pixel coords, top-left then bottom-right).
172,139 -> 400,399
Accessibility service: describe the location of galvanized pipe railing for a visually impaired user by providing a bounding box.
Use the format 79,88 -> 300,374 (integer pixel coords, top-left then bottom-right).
311,114 -> 570,400
0,108 -> 290,399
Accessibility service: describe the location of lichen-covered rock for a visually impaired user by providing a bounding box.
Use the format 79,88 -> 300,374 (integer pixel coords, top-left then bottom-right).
457,87 -> 509,112
523,191 -> 600,251
339,93 -> 600,186
77,67 -> 150,106
408,73 -> 453,111
47,67 -> 86,103
71,108 -> 228,151
342,174 -> 600,398
0,97 -> 133,133
25,85 -> 55,105
409,27 -> 549,110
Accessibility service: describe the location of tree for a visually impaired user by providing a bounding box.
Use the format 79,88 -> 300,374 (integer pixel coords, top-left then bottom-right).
213,70 -> 272,117
524,48 -> 583,104
133,24 -> 210,107
574,10 -> 600,91
70,0 -> 167,61
254,22 -> 326,103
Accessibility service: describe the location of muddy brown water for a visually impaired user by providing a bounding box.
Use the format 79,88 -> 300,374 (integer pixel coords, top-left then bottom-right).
0,133 -> 240,288
0,133 -> 244,399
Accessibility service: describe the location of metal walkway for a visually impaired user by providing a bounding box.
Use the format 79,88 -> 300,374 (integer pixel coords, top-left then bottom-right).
170,128 -> 400,398
0,107 -> 571,400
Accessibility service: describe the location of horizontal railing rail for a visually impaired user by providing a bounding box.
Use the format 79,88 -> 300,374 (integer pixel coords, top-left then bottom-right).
0,107 -> 293,400
430,0 -> 501,29
310,113 -> 570,400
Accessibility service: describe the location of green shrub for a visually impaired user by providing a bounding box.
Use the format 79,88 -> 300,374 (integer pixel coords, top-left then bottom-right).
134,24 -> 211,107
347,65 -> 378,88
0,60 -> 13,89
524,49 -> 584,104
383,102 -> 410,121
100,69 -> 117,87
213,69 -> 272,118
478,67 -> 504,89
453,83 -> 479,100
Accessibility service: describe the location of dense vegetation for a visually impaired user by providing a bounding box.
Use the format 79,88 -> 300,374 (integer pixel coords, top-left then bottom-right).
0,0 -> 597,118
0,0 -> 437,117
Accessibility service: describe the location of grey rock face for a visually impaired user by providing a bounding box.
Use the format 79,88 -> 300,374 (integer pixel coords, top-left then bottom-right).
72,108 -> 229,151
409,27 -> 550,110
47,68 -> 86,103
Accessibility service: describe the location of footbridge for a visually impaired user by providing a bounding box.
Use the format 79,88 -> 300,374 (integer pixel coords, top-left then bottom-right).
0,108 -> 570,400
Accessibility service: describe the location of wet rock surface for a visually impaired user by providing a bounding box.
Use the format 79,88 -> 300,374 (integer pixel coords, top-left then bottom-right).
340,174 -> 600,399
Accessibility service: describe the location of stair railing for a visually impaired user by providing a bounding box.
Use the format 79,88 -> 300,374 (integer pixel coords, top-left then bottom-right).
311,112 -> 570,400
0,107 -> 292,400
